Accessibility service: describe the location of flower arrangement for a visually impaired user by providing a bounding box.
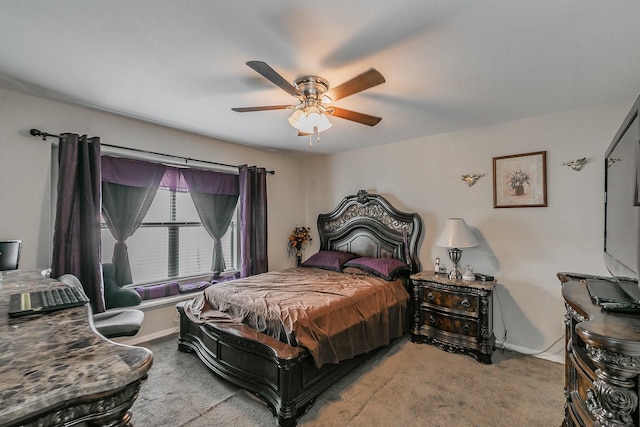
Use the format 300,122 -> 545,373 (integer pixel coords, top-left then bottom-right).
287,226 -> 312,256
507,169 -> 531,191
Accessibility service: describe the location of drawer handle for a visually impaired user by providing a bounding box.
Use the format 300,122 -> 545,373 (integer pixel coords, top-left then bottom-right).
462,323 -> 471,333
429,315 -> 436,324
426,292 -> 435,302
461,298 -> 471,308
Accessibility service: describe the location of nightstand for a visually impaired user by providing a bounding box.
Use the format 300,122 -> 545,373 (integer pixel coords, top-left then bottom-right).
411,271 -> 496,364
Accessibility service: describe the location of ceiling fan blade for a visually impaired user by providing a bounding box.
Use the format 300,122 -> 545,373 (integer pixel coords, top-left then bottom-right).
325,68 -> 385,102
246,61 -> 303,98
329,106 -> 382,126
232,105 -> 293,112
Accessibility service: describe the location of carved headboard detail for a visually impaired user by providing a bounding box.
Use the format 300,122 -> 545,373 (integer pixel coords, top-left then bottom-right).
317,190 -> 423,272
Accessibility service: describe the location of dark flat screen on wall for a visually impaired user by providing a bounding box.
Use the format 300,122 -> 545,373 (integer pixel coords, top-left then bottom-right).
604,99 -> 640,281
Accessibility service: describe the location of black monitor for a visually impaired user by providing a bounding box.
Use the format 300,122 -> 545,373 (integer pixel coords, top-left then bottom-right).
604,94 -> 640,281
0,240 -> 22,271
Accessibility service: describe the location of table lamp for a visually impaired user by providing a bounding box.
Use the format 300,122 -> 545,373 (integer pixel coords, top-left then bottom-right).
435,218 -> 478,280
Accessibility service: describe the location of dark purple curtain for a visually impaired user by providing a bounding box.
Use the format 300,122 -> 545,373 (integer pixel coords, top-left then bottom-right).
51,134 -> 105,313
182,169 -> 239,276
101,156 -> 166,286
238,165 -> 268,277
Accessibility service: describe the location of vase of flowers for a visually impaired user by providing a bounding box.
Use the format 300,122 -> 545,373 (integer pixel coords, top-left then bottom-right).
508,169 -> 531,196
288,226 -> 312,266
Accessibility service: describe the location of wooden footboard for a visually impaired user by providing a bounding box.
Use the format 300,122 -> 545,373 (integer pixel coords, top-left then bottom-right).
176,302 -> 374,426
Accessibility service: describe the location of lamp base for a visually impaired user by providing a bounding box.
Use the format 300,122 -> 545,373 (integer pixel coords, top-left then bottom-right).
447,248 -> 463,280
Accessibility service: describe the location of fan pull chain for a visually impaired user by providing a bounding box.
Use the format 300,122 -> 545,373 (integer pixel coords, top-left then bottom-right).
309,126 -> 320,147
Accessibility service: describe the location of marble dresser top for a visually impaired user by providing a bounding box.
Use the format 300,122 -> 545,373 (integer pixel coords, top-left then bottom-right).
0,270 -> 153,425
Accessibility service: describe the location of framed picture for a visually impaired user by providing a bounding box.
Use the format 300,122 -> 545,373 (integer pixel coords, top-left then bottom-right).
493,151 -> 547,208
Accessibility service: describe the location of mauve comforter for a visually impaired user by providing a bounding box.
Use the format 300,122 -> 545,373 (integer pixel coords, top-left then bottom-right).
185,267 -> 409,367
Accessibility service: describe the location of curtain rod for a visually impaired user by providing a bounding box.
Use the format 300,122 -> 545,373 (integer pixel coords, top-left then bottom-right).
29,128 -> 275,175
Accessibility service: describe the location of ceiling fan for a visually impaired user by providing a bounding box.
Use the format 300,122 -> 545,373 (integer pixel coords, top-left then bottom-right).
232,61 -> 385,142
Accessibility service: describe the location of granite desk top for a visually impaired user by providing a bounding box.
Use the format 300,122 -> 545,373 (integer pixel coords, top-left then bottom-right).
0,270 -> 153,425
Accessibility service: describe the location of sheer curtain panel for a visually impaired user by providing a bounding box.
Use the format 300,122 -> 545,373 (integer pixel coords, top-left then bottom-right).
182,168 -> 239,276
101,156 -> 166,286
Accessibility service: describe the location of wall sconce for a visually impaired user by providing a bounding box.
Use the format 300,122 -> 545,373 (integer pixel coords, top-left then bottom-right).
562,157 -> 589,171
461,174 -> 485,187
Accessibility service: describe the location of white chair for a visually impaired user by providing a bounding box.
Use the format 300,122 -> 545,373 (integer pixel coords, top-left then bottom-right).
58,274 -> 144,339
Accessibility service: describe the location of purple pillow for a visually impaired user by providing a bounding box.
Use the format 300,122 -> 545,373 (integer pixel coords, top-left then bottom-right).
343,257 -> 411,280
302,250 -> 356,271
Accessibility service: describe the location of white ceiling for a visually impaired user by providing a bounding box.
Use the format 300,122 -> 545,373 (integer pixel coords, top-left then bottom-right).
1,1 -> 640,156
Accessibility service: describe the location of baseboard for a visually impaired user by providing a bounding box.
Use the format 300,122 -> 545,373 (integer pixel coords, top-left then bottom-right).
535,353 -> 564,364
500,342 -> 564,364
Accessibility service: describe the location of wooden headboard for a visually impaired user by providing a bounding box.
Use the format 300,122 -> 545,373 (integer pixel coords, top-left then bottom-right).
317,190 -> 423,272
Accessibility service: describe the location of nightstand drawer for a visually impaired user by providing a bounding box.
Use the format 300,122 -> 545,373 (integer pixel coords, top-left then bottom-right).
422,287 -> 479,316
421,309 -> 479,338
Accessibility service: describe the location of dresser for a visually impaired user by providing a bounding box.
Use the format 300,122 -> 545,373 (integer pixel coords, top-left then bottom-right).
411,271 -> 495,364
0,271 -> 153,427
559,272 -> 640,427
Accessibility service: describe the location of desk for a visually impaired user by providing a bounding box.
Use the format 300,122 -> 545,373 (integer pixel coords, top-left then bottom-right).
0,271 -> 153,426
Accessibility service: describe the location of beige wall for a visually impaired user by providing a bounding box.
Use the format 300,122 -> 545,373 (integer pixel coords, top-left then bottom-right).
301,100 -> 633,361
0,87 -> 305,272
1,85 -> 634,361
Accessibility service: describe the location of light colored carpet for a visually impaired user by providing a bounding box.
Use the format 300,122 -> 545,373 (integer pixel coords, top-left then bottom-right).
131,334 -> 564,427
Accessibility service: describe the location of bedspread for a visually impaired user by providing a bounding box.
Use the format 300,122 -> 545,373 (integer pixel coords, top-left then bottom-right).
185,267 -> 410,367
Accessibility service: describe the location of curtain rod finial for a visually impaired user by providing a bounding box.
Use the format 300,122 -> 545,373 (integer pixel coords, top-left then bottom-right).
29,128 -> 62,141
30,128 -> 48,140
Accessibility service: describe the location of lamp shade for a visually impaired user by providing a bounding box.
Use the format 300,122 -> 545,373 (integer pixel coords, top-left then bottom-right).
288,106 -> 332,133
287,109 -> 305,128
435,218 -> 479,249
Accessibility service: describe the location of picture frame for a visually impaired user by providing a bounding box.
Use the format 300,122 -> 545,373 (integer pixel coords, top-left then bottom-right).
493,151 -> 547,208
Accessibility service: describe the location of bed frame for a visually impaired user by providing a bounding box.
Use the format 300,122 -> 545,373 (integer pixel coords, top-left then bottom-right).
177,190 -> 423,426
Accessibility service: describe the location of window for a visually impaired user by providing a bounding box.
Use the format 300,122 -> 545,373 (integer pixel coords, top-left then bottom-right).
102,188 -> 238,284
101,169 -> 239,286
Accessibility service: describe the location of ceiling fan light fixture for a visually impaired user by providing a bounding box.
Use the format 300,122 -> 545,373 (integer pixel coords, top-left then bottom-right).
287,108 -> 305,129
297,111 -> 332,133
288,106 -> 332,133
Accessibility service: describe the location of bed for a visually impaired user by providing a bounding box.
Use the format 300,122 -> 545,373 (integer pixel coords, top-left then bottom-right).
176,190 -> 423,426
